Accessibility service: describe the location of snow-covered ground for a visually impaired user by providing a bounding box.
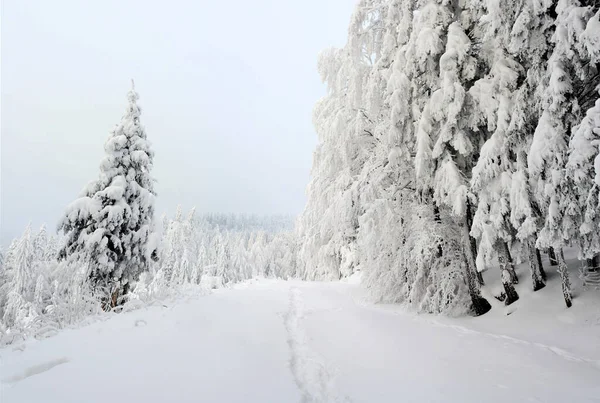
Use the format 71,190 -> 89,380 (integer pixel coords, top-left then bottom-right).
1,277 -> 599,403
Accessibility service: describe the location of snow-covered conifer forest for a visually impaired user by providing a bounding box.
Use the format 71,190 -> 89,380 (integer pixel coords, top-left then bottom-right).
297,0 -> 600,315
2,0 -> 600,401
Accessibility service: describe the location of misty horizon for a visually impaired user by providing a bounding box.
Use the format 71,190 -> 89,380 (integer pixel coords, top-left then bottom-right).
1,0 -> 357,246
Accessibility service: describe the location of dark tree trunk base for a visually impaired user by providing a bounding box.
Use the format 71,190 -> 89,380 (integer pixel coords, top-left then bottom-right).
503,242 -> 518,284
111,290 -> 119,309
587,254 -> 600,272
532,279 -> 546,292
471,295 -> 492,316
536,248 -> 547,281
503,281 -> 519,305
527,239 -> 546,291
497,240 -> 519,305
460,212 -> 491,317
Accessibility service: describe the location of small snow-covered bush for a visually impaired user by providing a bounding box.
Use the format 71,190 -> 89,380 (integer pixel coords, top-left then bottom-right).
0,226 -> 105,345
200,275 -> 224,290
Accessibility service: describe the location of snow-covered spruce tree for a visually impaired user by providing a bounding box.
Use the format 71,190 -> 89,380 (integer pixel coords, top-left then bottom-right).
0,248 -> 4,303
0,240 -> 17,325
361,38 -> 402,302
509,151 -> 548,290
568,94 -> 600,277
183,207 -> 204,285
528,0 -> 600,307
470,95 -> 521,304
528,15 -> 574,308
268,232 -> 298,279
160,205 -> 183,284
297,0 -> 390,281
563,4 -> 600,272
410,2 -> 491,315
296,52 -> 357,280
0,247 -> 6,337
162,206 -> 204,287
473,0 -> 559,292
353,0 -> 469,315
30,225 -> 52,312
216,230 -> 236,284
1,225 -> 36,329
58,82 -> 158,309
468,1 -> 551,300
296,47 -> 345,280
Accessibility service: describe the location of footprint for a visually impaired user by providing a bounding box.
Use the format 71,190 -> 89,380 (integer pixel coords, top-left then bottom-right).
12,344 -> 26,353
2,357 -> 70,384
135,319 -> 147,327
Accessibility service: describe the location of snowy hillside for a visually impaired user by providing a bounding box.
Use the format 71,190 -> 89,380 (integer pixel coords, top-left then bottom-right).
433,249 -> 600,365
2,271 -> 599,403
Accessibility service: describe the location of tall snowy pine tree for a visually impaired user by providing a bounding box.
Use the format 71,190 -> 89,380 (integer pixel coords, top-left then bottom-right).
58,82 -> 158,309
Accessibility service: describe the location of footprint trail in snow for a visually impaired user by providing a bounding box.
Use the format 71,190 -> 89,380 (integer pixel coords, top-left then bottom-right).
283,287 -> 351,403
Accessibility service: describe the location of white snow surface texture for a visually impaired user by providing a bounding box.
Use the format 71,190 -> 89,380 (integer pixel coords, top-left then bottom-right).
1,278 -> 599,403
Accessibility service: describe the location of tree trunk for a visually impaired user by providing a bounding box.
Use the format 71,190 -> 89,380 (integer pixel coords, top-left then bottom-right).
555,248 -> 572,308
583,253 -> 600,288
548,247 -> 558,266
110,289 -> 119,309
466,201 -> 484,286
585,258 -> 594,272
105,282 -> 130,310
462,218 -> 491,316
586,254 -> 600,272
502,241 -> 518,284
121,282 -> 130,305
432,197 -> 443,259
96,276 -> 114,312
527,238 -> 545,291
535,248 -> 547,282
497,240 -> 519,305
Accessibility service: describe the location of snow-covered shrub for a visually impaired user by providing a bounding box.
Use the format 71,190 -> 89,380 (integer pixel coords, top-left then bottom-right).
200,275 -> 224,290
0,225 -> 105,345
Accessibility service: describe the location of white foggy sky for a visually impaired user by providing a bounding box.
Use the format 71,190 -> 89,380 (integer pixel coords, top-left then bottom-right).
0,0 -> 357,245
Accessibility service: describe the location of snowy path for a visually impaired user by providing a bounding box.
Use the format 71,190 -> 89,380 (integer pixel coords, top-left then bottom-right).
1,280 -> 599,403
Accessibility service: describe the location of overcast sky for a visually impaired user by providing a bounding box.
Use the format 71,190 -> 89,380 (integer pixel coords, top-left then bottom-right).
1,0 -> 357,245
